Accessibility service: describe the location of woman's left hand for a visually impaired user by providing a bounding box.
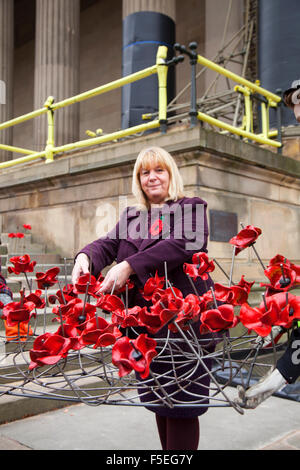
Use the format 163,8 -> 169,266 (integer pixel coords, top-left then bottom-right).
98,261 -> 134,294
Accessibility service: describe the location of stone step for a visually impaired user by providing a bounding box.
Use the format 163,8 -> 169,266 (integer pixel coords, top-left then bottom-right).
6,269 -> 71,291
6,278 -> 22,293
6,263 -> 74,275
1,253 -> 62,267
0,245 -> 8,255
1,233 -> 33,244
0,354 -> 113,424
1,235 -> 46,255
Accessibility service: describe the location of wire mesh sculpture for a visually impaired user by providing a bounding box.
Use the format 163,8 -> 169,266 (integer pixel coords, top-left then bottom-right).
0,224 -> 299,416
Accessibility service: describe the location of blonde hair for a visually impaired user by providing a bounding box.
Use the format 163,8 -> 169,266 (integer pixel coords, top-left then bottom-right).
132,146 -> 185,209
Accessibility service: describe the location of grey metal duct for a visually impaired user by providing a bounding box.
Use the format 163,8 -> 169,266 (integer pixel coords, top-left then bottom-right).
122,11 -> 175,129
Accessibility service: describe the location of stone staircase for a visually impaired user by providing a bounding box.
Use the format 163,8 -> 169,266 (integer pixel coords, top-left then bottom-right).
0,233 -> 80,423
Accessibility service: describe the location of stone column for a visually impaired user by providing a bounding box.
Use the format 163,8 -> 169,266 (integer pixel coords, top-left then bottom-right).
33,0 -> 80,152
0,0 -> 14,162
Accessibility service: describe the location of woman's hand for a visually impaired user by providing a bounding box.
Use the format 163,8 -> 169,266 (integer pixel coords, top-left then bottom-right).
99,261 -> 134,294
71,253 -> 90,285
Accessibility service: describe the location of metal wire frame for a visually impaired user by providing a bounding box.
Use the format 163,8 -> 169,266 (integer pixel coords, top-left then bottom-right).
0,308 -> 285,416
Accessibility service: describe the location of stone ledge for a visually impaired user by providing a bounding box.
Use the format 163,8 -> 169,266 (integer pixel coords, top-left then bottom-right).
0,125 -> 299,194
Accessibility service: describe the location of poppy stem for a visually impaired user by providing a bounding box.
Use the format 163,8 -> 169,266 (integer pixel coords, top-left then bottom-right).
240,222 -> 265,271
58,306 -> 65,337
167,280 -> 176,298
125,283 -> 128,314
164,261 -> 168,289
125,284 -> 129,337
44,286 -> 48,332
64,258 -> 68,288
251,244 -> 266,271
129,340 -> 142,361
80,281 -> 90,323
261,293 -> 268,311
24,272 -> 32,293
213,258 -> 236,285
58,280 -> 67,305
210,287 -> 218,309
110,277 -> 117,296
229,245 -> 236,287
186,274 -> 202,300
20,287 -> 25,307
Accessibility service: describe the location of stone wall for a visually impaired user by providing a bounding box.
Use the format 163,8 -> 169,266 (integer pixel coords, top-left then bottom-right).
0,124 -> 299,284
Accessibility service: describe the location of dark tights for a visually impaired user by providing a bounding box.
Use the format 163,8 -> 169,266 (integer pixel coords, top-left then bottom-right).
155,414 -> 200,450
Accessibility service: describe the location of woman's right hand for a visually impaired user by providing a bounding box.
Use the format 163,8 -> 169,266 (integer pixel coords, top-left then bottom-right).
71,253 -> 90,285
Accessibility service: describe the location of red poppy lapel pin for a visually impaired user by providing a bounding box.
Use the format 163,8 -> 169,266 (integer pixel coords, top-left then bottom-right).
150,215 -> 164,236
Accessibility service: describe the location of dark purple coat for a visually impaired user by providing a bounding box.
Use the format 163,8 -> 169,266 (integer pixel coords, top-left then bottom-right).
79,196 -> 216,417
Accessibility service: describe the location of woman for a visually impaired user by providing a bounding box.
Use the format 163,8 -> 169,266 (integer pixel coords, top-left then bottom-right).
72,146 -> 214,450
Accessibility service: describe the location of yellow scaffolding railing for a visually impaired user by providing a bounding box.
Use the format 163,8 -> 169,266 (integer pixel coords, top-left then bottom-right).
0,45 -> 283,172
196,53 -> 282,148
0,46 -> 169,170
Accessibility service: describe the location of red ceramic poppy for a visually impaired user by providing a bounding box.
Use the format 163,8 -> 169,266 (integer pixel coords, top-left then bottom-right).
258,292 -> 300,330
16,233 -> 24,239
141,271 -> 165,300
229,225 -> 262,255
52,298 -> 96,327
24,289 -> 45,309
48,284 -> 78,305
261,264 -> 296,292
150,293 -> 184,327
168,294 -> 201,333
55,324 -> 83,351
151,286 -> 183,304
111,306 -> 143,329
1,300 -> 36,327
192,252 -> 215,280
113,279 -> 135,295
183,253 -> 215,281
23,224 -> 32,230
183,263 -> 200,280
138,306 -> 164,334
74,273 -> 102,296
96,294 -> 125,313
238,303 -> 278,337
29,332 -> 72,370
230,286 -> 250,306
8,233 -> 16,238
111,334 -> 157,379
80,316 -> 121,348
212,283 -> 235,304
200,304 -> 239,334
276,298 -> 300,329
8,254 -> 36,275
237,275 -> 255,293
36,267 -> 60,289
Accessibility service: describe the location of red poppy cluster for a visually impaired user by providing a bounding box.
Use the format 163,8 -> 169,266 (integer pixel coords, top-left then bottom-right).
2,223 -> 300,377
8,233 -> 24,239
